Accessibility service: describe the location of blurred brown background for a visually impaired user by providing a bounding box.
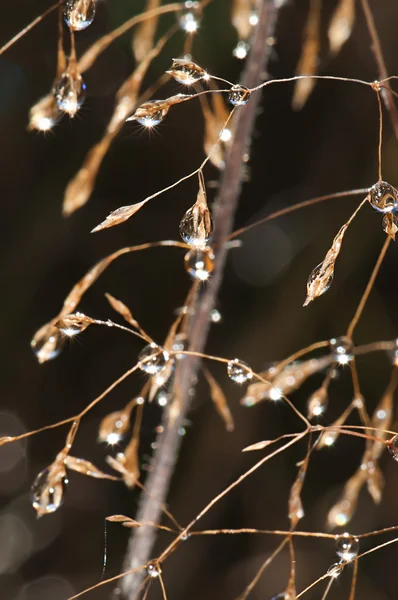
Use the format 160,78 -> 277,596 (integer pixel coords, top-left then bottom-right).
1,0 -> 398,598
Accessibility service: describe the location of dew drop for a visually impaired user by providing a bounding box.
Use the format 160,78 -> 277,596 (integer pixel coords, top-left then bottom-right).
307,387 -> 327,419
138,343 -> 169,375
335,533 -> 359,561
269,387 -> 282,400
178,1 -> 201,32
210,308 -> 222,323
64,0 -> 96,31
167,58 -> 207,85
131,100 -> 169,127
31,328 -> 65,363
53,70 -> 86,117
369,181 -> 398,213
57,320 -> 85,337
31,467 -> 68,517
305,262 -> 334,304
146,563 -> 161,578
227,358 -> 253,384
220,128 -> 232,142
249,11 -> 259,26
327,562 -> 344,578
387,434 -> 398,461
233,41 -> 250,60
157,392 -> 169,407
179,203 -> 213,247
388,339 -> 398,366
29,97 -> 63,132
228,84 -> 251,106
329,336 -> 354,365
106,432 -> 122,445
269,594 -> 286,600
172,333 -> 187,358
184,248 -> 215,280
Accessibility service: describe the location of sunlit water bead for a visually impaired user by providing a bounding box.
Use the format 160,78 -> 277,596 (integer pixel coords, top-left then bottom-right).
249,11 -> 259,26
179,203 -> 213,247
327,562 -> 344,578
307,387 -> 327,419
388,338 -> 398,366
228,84 -> 251,106
172,333 -> 187,359
29,97 -> 63,132
210,308 -> 222,323
233,41 -> 250,59
138,343 -> 169,375
146,563 -> 161,578
184,248 -> 215,280
167,58 -> 208,85
227,359 -> 253,384
31,467 -> 68,516
132,100 -> 168,127
369,181 -> 398,213
53,70 -> 86,117
64,0 -> 96,31
31,328 -> 64,363
329,336 -> 354,365
269,594 -> 286,600
57,316 -> 86,337
178,1 -> 201,32
387,434 -> 398,461
335,533 -> 359,561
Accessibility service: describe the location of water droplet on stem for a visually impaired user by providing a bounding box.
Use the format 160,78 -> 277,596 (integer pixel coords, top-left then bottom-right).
227,358 -> 253,383
53,68 -> 86,117
146,562 -> 161,578
369,181 -> 398,213
179,202 -> 213,247
167,58 -> 208,85
31,466 -> 68,517
387,434 -> 398,461
138,343 -> 169,375
327,562 -> 344,578
335,533 -> 359,561
329,336 -> 354,365
184,248 -> 215,280
64,0 -> 96,31
233,41 -> 250,59
178,1 -> 201,32
228,85 -> 251,106
31,327 -> 65,363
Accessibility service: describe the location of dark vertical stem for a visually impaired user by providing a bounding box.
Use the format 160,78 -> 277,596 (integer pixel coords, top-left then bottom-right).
360,0 -> 398,139
119,2 -> 278,596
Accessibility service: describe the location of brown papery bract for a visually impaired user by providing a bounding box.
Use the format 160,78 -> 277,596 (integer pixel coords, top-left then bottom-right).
203,367 -> 235,431
231,0 -> 257,42
304,224 -> 348,305
292,0 -> 321,110
63,25 -> 177,215
328,0 -> 356,56
132,0 -> 161,63
241,356 -> 332,406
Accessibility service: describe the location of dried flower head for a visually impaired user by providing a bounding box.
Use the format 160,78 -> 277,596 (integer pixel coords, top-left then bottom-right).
304,224 -> 348,306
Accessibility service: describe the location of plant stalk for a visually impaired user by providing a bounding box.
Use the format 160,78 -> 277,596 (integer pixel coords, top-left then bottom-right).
119,2 -> 278,596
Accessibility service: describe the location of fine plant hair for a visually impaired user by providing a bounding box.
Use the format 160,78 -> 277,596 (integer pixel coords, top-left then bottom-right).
3,1 -> 398,600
